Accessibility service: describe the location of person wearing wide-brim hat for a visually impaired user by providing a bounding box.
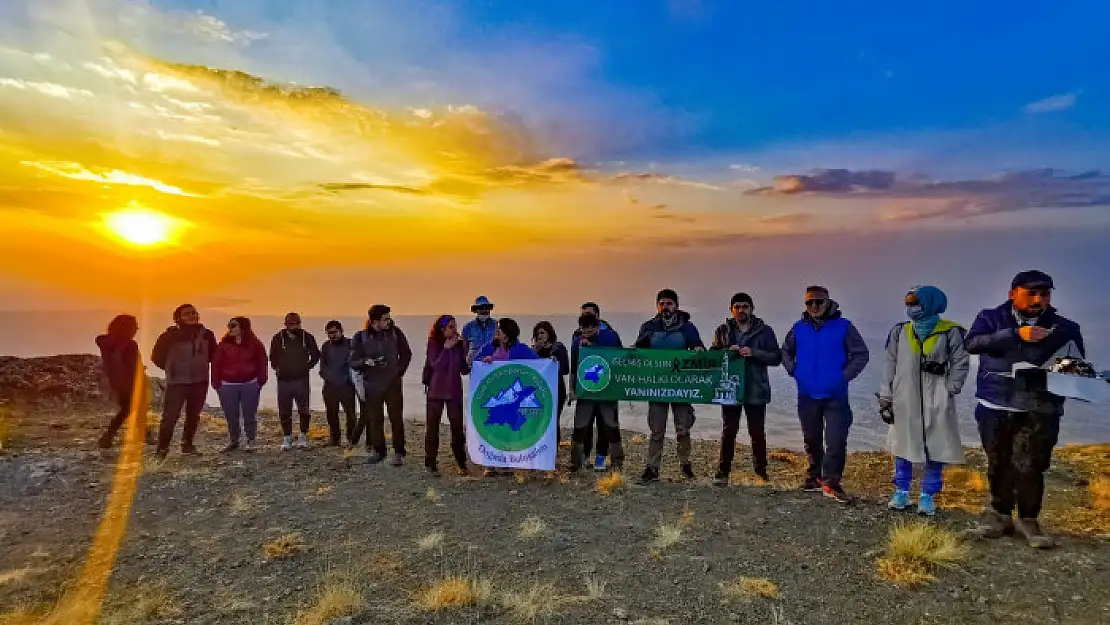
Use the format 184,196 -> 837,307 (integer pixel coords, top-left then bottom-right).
463,296 -> 498,367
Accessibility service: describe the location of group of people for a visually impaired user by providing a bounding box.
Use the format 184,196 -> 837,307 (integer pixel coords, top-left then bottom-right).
95,269 -> 1085,549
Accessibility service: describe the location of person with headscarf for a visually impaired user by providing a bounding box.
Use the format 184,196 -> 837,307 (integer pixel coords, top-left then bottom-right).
878,286 -> 970,516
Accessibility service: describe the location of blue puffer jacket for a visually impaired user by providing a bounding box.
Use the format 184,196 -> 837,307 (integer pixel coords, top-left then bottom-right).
634,311 -> 704,350
964,302 -> 1085,415
781,302 -> 869,400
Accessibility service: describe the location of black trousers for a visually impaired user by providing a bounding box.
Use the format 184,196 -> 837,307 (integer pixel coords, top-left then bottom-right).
322,383 -> 358,444
103,388 -> 133,443
718,403 -> 768,475
355,379 -> 406,456
277,377 -> 312,436
581,402 -> 612,458
425,398 -> 466,469
975,404 -> 1061,519
157,382 -> 206,452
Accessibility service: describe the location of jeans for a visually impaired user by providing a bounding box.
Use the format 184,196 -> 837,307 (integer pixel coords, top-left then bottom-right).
797,395 -> 853,484
645,402 -> 695,471
277,377 -> 311,436
322,382 -> 358,444
581,402 -> 612,459
425,398 -> 466,469
893,456 -> 945,495
975,405 -> 1061,519
718,403 -> 767,475
571,400 -> 623,469
217,381 -> 261,444
158,382 -> 207,452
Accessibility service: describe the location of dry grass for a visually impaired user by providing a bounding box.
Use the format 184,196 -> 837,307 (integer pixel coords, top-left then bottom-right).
501,582 -> 559,622
1089,476 -> 1110,511
425,487 -> 441,503
583,577 -> 607,601
876,521 -> 969,587
228,491 -> 262,515
650,523 -> 684,551
415,576 -> 494,611
678,505 -> 696,527
200,413 -> 227,434
0,605 -> 42,625
0,568 -> 33,587
417,531 -> 446,551
0,404 -> 17,452
630,434 -> 647,446
263,533 -> 305,559
721,576 -> 781,601
730,472 -> 772,488
939,466 -> 990,513
101,582 -> 183,625
313,485 -> 333,496
768,449 -> 800,464
518,516 -> 549,539
597,471 -> 625,496
307,424 -> 331,441
342,447 -> 366,459
290,576 -> 363,625
1044,443 -> 1110,535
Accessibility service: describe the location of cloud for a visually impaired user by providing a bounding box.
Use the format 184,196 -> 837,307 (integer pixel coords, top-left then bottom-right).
19,160 -> 203,197
1023,91 -> 1079,114
747,169 -> 896,195
607,172 -> 724,190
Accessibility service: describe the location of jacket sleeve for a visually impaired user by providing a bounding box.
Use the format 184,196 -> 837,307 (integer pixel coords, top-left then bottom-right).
964,310 -> 1018,355
781,327 -> 797,377
555,343 -> 570,376
269,333 -> 282,371
710,324 -> 728,350
946,326 -> 970,396
569,337 -> 580,377
396,328 -> 413,376
211,345 -> 224,388
255,340 -> 269,386
306,333 -> 321,370
123,341 -> 141,387
151,331 -> 170,371
843,322 -> 870,382
634,322 -> 653,348
348,332 -> 369,371
459,345 -> 471,375
685,324 -> 705,350
423,340 -> 440,386
205,330 -> 218,363
879,325 -> 900,400
751,326 -> 783,367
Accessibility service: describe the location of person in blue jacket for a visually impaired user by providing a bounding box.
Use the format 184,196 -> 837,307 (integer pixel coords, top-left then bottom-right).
463,296 -> 498,367
477,317 -> 538,362
965,270 -> 1085,549
569,312 -> 624,472
635,288 -> 705,484
781,285 -> 870,504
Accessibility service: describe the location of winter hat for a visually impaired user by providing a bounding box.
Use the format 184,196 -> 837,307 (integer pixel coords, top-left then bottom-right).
730,292 -> 754,307
656,289 -> 679,305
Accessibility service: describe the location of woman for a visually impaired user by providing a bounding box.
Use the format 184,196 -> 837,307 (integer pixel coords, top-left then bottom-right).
422,315 -> 471,476
477,318 -> 538,362
212,317 -> 268,452
532,321 -> 570,443
878,285 -> 970,516
95,314 -> 142,449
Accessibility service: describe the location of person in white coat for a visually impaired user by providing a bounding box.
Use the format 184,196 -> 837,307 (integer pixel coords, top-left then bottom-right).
879,285 -> 970,516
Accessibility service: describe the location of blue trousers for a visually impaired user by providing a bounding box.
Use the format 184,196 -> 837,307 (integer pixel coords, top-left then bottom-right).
217,381 -> 261,444
797,395 -> 853,484
893,457 -> 945,495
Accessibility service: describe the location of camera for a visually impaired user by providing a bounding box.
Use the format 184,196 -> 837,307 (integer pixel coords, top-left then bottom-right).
921,360 -> 948,376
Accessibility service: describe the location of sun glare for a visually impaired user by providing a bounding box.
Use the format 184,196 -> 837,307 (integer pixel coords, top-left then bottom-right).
103,206 -> 178,246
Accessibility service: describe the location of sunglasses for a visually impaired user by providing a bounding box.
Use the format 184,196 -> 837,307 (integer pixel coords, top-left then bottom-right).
805,299 -> 827,308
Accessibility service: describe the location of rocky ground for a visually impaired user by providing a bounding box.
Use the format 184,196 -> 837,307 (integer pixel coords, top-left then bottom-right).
0,355 -> 1108,624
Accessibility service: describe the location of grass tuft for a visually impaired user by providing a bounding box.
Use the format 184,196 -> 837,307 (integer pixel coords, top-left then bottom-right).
629,434 -> 647,446
290,576 -> 363,625
426,487 -> 441,503
228,491 -> 262,515
1090,476 -> 1110,511
501,583 -> 559,622
0,605 -> 42,625
0,568 -> 33,587
583,577 -> 607,601
876,521 -> 969,587
416,576 -> 493,611
263,533 -> 305,559
101,582 -> 183,625
651,523 -> 684,551
417,531 -> 446,551
678,505 -> 696,527
597,471 -> 625,496
518,516 -> 549,539
721,576 -> 780,601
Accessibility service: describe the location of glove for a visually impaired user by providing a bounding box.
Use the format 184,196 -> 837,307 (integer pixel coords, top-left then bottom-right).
877,395 -> 894,425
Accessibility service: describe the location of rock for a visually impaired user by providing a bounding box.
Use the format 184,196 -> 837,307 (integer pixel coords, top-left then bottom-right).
0,354 -> 165,408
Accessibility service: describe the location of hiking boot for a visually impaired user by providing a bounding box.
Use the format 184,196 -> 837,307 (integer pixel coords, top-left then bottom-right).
917,493 -> 937,517
97,433 -> 114,449
801,477 -> 823,492
754,467 -> 769,481
366,451 -> 385,465
712,471 -> 729,487
297,433 -> 309,450
640,467 -> 660,484
822,480 -> 854,504
221,442 -> 239,453
680,463 -> 695,481
390,453 -> 405,467
888,489 -> 911,511
180,443 -> 201,455
280,436 -> 293,451
593,455 -> 607,472
1015,518 -> 1056,549
975,509 -> 1015,539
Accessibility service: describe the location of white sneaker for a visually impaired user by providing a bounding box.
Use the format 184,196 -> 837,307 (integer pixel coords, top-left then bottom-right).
281,436 -> 292,451
297,433 -> 309,449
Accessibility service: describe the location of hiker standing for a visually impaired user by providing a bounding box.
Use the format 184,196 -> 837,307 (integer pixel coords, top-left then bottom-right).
878,286 -> 969,516
320,320 -> 358,446
422,315 -> 470,476
350,305 -> 411,466
781,285 -> 869,503
709,293 -> 782,484
463,296 -> 498,367
569,312 -> 625,472
532,321 -> 570,443
151,304 -> 218,458
635,289 -> 705,484
965,270 -> 1085,548
571,301 -> 622,471
212,317 -> 268,452
95,314 -> 142,449
269,312 -> 321,451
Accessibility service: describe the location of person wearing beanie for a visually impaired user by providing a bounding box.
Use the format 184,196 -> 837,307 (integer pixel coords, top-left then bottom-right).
781,285 -> 870,504
350,304 -> 412,466
878,286 -> 970,517
710,292 -> 782,484
965,270 -> 1085,548
269,312 -> 321,451
634,288 -> 705,484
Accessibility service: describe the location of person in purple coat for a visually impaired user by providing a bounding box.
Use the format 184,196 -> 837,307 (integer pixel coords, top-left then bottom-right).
422,315 -> 471,476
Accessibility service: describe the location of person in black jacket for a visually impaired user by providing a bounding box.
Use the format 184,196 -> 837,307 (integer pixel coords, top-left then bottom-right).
151,304 -> 218,458
269,312 -> 321,451
532,321 -> 570,444
709,293 -> 782,483
319,320 -> 357,446
350,305 -> 412,465
96,314 -> 142,449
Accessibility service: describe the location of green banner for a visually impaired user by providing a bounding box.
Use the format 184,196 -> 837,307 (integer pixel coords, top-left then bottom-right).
574,347 -> 744,404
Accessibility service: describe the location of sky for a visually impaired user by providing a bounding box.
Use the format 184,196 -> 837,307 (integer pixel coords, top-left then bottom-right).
1,0 -> 1108,320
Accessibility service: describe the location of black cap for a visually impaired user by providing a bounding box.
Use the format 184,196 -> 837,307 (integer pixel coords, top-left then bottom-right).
1011,270 -> 1054,290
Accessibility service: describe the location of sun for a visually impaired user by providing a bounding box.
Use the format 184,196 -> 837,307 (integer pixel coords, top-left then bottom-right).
102,205 -> 179,246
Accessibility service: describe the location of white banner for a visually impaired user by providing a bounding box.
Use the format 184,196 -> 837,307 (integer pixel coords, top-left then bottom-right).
466,359 -> 558,470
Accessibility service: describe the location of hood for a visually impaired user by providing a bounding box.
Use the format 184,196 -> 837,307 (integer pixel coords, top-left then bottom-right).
802,299 -> 842,323
96,334 -> 118,349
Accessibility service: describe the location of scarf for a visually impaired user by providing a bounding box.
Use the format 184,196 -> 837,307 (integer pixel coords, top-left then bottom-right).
907,285 -> 947,339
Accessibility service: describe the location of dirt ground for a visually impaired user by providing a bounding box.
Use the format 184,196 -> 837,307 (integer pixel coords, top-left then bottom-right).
1,403 -> 1108,625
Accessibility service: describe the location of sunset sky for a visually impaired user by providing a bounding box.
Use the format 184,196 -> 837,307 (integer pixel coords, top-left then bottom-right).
2,0 -> 1108,319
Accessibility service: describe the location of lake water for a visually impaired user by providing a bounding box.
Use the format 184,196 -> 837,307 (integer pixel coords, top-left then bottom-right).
1,310 -> 1107,451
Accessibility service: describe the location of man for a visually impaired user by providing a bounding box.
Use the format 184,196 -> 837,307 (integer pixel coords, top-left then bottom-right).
350,305 -> 412,466
569,312 -> 624,472
150,304 -> 218,459
269,312 -> 321,451
710,292 -> 782,484
319,320 -> 358,446
571,301 -> 622,471
965,270 -> 1085,549
781,285 -> 869,504
462,296 -> 497,366
635,289 -> 705,484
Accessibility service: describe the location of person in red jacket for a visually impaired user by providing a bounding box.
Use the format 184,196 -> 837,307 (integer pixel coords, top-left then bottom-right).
212,317 -> 268,452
